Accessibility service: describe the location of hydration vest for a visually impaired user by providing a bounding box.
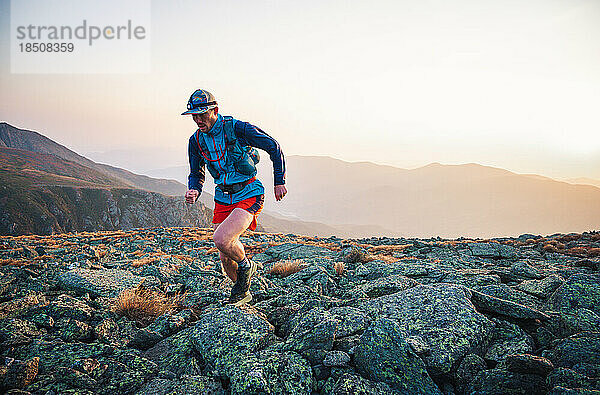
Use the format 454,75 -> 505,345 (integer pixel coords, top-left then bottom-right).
195,116 -> 260,180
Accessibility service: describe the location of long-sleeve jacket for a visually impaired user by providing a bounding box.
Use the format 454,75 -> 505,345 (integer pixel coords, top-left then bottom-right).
188,114 -> 286,204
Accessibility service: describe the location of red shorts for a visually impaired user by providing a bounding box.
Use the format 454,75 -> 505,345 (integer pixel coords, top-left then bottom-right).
212,194 -> 265,231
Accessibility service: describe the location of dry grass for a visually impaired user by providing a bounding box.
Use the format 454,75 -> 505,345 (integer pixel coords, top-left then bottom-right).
268,260 -> 304,277
111,283 -> 181,326
369,244 -> 413,253
131,256 -> 160,268
543,244 -> 558,253
590,248 -> 600,257
333,261 -> 345,276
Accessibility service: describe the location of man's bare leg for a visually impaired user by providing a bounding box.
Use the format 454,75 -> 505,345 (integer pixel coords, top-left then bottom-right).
212,208 -> 253,282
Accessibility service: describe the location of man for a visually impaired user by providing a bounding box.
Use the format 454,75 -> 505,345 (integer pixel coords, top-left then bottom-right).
183,89 -> 287,306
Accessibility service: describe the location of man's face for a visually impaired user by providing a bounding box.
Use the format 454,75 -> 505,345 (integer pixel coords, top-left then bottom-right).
192,108 -> 219,133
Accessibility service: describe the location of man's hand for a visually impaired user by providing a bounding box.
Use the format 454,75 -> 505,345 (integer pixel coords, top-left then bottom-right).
274,185 -> 287,201
185,189 -> 199,204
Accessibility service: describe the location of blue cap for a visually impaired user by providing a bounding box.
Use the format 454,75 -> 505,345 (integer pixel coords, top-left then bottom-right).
181,89 -> 217,115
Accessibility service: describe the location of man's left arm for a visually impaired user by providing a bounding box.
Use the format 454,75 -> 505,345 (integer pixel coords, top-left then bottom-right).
235,121 -> 287,200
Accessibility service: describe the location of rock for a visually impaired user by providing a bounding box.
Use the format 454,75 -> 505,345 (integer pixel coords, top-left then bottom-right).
501,354 -> 554,376
465,369 -> 547,394
354,274 -> 418,298
470,288 -> 550,321
1,357 -> 39,390
144,326 -> 202,377
515,275 -> 564,299
323,351 -> 350,367
0,319 -> 43,352
128,329 -> 163,351
546,274 -> 600,315
468,243 -> 518,259
326,372 -> 393,395
510,261 -> 545,280
353,318 -> 442,394
42,294 -> 94,322
544,332 -> 600,369
135,374 -> 224,394
363,284 -> 495,378
547,387 -> 600,395
475,284 -> 544,310
58,268 -> 149,298
282,307 -> 339,365
55,317 -> 92,342
547,367 -> 598,392
537,310 -> 600,349
328,306 -> 369,338
225,349 -> 314,395
454,353 -> 487,393
484,318 -> 534,364
261,243 -> 336,261
190,306 -> 275,372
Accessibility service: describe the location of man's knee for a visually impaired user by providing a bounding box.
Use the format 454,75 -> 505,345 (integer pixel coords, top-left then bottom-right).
213,228 -> 233,251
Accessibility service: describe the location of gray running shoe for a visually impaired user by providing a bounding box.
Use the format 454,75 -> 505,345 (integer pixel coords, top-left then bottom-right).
229,259 -> 257,306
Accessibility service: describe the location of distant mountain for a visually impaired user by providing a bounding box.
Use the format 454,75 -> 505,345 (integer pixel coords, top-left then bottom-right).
266,156 -> 600,238
566,177 -> 600,189
0,123 -> 186,196
143,156 -> 600,238
0,125 -> 211,235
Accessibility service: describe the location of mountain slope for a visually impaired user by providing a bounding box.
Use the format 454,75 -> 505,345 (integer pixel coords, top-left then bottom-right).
0,122 -> 186,196
264,156 -> 600,238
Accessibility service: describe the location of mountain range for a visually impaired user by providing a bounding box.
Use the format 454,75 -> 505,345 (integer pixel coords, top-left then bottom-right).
1,121 -> 599,238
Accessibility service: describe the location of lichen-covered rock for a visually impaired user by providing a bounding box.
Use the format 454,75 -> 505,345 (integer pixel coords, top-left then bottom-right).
225,349 -> 314,395
14,338 -> 158,394
537,310 -> 600,349
546,274 -> 600,315
41,294 -> 94,321
363,284 -> 495,378
500,353 -> 554,376
144,326 -> 202,377
465,369 -> 547,394
547,367 -> 600,392
55,317 -> 92,342
58,268 -> 149,297
281,307 -> 340,365
353,318 -> 441,394
468,243 -> 518,259
190,305 -> 275,374
261,243 -> 336,261
353,274 -> 418,298
484,318 -> 534,364
544,332 -> 600,369
323,351 -> 351,367
324,372 -> 394,395
454,353 -> 487,393
135,374 -> 224,395
0,357 -> 39,390
0,318 -> 43,352
516,275 -> 564,299
470,288 -> 549,321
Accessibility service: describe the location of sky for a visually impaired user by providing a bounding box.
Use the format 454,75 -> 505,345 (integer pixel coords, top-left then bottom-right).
1,0 -> 599,180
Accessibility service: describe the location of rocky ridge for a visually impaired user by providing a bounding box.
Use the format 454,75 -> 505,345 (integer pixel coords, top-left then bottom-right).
0,228 -> 599,394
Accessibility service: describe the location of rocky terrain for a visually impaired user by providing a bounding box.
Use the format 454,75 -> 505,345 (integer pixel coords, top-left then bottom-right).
0,228 -> 599,394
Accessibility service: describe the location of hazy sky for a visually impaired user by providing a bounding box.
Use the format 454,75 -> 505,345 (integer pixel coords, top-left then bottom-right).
1,0 -> 599,179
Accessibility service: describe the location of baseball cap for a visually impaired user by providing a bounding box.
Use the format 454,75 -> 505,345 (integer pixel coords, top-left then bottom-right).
181,89 -> 217,115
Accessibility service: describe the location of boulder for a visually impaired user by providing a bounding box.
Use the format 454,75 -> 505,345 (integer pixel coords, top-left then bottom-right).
363,284 -> 495,378
58,268 -> 150,298
353,318 -> 441,394
546,274 -> 600,315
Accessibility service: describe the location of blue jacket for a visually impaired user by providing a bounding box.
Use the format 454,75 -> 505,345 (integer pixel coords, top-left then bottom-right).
188,114 -> 286,204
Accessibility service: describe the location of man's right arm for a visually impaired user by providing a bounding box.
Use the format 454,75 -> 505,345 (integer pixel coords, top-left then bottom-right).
187,135 -> 205,202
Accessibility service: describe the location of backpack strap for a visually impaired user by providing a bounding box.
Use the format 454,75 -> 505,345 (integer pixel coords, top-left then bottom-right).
222,116 -> 236,146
